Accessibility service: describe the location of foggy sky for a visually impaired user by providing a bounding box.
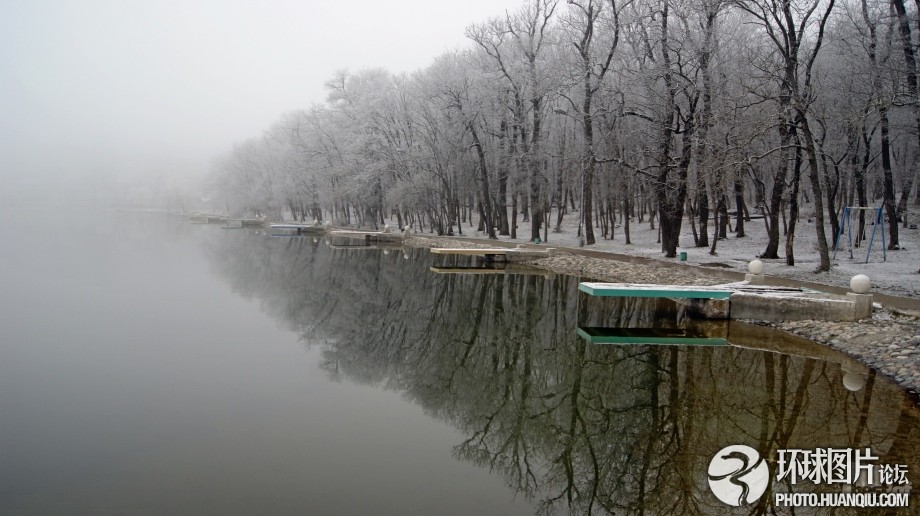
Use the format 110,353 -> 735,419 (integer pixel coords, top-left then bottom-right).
0,0 -> 523,201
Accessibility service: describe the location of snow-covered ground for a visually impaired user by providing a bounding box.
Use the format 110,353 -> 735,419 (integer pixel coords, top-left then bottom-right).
443,205 -> 920,301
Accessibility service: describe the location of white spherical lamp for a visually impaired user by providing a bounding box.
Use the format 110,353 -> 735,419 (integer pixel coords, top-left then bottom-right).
842,372 -> 866,392
748,259 -> 764,275
850,274 -> 871,294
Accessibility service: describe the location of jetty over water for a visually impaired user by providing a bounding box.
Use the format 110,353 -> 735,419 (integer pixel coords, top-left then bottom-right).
579,279 -> 874,322
579,282 -> 732,299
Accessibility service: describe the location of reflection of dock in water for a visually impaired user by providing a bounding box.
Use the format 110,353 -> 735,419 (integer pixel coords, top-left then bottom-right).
577,325 -> 727,345
267,225 -> 408,245
222,219 -> 265,229
430,246 -> 555,263
328,243 -> 405,251
230,218 -> 265,228
577,319 -> 871,389
578,319 -> 869,362
328,229 -> 407,244
269,223 -> 327,236
189,214 -> 228,224
429,265 -> 554,277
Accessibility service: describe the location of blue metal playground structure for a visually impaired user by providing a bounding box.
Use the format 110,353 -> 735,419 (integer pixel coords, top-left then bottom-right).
832,206 -> 887,263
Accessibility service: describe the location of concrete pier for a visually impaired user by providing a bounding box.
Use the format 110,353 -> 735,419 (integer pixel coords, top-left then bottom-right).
727,287 -> 873,321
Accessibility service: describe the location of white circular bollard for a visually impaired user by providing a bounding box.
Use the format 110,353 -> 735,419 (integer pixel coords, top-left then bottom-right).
850,274 -> 871,294
748,259 -> 764,275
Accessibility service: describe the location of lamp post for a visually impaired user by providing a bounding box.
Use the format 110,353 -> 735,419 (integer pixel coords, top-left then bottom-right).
553,107 -> 587,247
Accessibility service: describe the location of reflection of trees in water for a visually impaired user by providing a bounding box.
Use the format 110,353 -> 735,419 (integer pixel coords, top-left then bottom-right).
205,231 -> 920,514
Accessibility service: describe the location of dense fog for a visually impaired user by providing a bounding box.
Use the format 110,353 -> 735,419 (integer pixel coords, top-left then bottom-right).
0,0 -> 522,209
4,0 -> 919,263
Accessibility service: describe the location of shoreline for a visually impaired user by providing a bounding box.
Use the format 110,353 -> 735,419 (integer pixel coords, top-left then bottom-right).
407,234 -> 920,405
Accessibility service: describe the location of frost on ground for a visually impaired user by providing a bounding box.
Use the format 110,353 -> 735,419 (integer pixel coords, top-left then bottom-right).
422,205 -> 920,301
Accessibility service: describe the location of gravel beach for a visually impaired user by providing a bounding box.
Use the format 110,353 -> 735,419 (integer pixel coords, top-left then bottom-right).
408,235 -> 920,403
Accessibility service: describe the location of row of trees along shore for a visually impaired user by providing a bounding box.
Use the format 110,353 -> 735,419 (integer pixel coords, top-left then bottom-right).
209,0 -> 920,270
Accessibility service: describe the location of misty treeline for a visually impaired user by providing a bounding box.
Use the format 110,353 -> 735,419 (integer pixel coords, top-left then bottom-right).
205,232 -> 920,514
208,0 -> 920,269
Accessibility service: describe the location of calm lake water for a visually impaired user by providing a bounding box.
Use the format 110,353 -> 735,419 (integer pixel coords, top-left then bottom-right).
1,210 -> 918,515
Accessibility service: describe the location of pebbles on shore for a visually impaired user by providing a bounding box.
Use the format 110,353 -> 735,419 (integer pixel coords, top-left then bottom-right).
760,315 -> 920,401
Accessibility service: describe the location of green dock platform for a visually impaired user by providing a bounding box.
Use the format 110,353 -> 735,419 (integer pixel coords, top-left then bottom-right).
578,282 -> 733,300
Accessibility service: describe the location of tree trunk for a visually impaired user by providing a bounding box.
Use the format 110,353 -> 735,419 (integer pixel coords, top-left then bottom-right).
710,194 -> 724,255
800,117 -> 832,271
623,180 -> 632,244
734,173 -> 745,238
497,114 -> 510,235
468,121 -> 497,239
880,107 -> 900,248
511,191 -> 518,239
785,137 -> 803,266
